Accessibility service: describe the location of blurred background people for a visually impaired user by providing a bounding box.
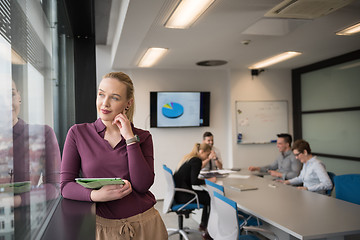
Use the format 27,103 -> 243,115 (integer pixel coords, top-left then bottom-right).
201,132 -> 223,170
248,133 -> 301,180
281,139 -> 333,194
174,143 -> 216,239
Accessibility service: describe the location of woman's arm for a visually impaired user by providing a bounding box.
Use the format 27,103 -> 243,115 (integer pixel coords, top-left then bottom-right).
61,127 -> 93,201
61,125 -> 134,202
90,180 -> 132,202
127,132 -> 155,193
190,158 -> 205,186
288,167 -> 304,186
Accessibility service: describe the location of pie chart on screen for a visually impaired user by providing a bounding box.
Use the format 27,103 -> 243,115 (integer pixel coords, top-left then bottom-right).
162,102 -> 184,118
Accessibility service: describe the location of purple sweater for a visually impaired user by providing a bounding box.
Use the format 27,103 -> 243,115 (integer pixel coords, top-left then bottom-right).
60,118 -> 156,219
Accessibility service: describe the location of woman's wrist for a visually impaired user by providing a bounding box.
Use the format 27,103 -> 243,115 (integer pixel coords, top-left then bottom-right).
90,189 -> 98,202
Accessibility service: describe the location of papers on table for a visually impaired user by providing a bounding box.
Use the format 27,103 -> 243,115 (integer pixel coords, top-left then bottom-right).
228,184 -> 258,191
199,169 -> 238,178
227,174 -> 250,179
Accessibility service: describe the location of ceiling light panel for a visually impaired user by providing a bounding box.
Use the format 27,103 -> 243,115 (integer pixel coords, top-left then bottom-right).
336,22 -> 360,36
165,0 -> 215,29
138,48 -> 168,68
248,51 -> 302,69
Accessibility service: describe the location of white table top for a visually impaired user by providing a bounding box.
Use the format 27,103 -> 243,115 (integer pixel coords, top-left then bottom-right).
221,171 -> 360,240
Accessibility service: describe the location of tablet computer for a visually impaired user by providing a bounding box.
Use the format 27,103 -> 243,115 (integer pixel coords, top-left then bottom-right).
75,178 -> 125,189
0,181 -> 31,194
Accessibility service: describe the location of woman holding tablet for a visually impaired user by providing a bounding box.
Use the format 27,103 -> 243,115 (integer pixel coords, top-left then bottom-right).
61,72 -> 167,239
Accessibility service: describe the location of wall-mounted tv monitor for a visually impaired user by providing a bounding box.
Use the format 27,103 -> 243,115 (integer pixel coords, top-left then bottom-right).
150,91 -> 210,128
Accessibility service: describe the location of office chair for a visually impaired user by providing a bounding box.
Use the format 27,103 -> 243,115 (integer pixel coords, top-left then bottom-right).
213,191 -> 277,240
162,164 -> 204,240
205,179 -> 225,239
326,171 -> 336,196
334,174 -> 360,205
205,180 -> 262,239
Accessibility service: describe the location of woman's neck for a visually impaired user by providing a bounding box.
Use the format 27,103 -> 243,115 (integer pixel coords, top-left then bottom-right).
101,119 -> 119,133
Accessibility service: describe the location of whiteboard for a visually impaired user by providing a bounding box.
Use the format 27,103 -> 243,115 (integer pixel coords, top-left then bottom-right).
236,101 -> 288,144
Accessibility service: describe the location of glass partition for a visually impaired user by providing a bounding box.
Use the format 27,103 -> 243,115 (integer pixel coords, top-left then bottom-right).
301,59 -> 360,111
293,50 -> 360,162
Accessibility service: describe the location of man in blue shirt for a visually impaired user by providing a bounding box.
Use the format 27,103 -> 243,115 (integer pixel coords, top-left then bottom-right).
248,133 -> 302,180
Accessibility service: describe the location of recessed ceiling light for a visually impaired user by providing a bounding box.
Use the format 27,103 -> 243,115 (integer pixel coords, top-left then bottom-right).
138,48 -> 168,68
336,22 -> 360,36
248,51 -> 302,69
164,0 -> 215,29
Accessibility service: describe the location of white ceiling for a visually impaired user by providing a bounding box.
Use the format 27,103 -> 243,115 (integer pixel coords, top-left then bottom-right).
98,0 -> 360,70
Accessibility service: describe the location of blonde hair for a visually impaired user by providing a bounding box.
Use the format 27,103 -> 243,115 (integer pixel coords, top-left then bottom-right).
176,143 -> 212,170
102,72 -> 135,122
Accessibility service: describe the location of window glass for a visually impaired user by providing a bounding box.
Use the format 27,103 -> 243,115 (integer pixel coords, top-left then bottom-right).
301,59 -> 360,111
302,110 -> 360,158
0,0 -> 72,239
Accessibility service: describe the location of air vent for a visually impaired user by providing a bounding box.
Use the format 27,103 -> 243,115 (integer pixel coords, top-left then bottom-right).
196,60 -> 228,67
265,0 -> 354,19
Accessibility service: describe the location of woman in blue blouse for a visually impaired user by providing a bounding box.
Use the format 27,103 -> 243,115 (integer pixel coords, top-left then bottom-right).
282,139 -> 332,194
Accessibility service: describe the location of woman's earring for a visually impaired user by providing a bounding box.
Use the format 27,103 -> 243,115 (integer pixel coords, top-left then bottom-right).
125,106 -> 129,111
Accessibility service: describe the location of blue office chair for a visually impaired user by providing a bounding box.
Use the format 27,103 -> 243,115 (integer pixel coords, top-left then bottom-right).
162,164 -> 204,240
334,174 -> 360,205
326,171 -> 336,196
205,180 -> 262,239
213,191 -> 277,240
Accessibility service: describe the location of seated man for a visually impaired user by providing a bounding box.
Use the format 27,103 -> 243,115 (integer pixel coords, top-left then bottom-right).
201,132 -> 223,170
248,133 -> 301,180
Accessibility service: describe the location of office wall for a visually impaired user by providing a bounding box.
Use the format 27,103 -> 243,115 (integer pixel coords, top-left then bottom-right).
229,69 -> 294,169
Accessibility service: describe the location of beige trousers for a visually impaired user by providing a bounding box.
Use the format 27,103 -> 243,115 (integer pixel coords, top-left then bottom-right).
96,207 -> 168,240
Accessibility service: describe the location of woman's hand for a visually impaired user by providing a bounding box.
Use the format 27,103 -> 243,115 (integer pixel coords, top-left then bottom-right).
276,179 -> 290,185
112,110 -> 134,140
90,180 -> 132,202
297,186 -> 308,190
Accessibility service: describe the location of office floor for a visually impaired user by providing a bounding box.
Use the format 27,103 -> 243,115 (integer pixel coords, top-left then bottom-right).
155,200 -> 268,240
155,200 -> 203,240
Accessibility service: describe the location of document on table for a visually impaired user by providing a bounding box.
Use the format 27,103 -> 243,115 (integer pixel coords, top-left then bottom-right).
228,184 -> 258,191
199,169 -> 237,178
227,174 -> 250,179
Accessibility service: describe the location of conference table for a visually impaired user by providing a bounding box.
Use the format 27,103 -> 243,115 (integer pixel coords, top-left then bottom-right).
217,170 -> 360,240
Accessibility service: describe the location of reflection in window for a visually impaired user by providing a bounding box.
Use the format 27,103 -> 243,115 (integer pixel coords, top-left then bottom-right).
0,0 -> 66,239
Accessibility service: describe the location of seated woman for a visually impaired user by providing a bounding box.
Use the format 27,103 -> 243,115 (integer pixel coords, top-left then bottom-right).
282,139 -> 333,194
173,143 -> 216,239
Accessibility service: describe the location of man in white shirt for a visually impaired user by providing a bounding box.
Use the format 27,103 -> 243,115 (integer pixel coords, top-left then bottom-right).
201,132 -> 223,170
